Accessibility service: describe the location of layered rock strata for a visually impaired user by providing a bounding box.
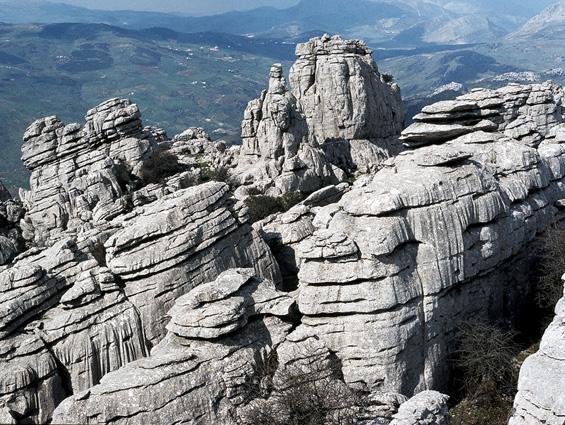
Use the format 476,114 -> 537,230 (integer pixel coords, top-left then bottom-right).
104,181 -> 281,343
277,83 -> 565,395
234,34 -> 405,196
0,238 -> 148,424
51,269 -> 295,425
19,98 -> 158,246
509,277 -> 565,425
0,97 -> 282,423
52,269 -> 450,425
402,83 -> 564,147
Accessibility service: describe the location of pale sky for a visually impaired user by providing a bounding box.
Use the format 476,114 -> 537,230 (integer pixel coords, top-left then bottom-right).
50,0 -> 301,15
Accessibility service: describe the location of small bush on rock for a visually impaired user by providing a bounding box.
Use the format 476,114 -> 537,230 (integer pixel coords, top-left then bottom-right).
139,149 -> 181,183
240,351 -> 360,425
245,192 -> 305,223
450,320 -> 522,425
535,224 -> 565,313
200,163 -> 230,183
454,320 -> 520,399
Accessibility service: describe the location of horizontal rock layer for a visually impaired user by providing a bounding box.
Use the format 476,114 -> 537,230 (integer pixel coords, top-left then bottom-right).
51,269 -> 295,425
281,82 -> 565,394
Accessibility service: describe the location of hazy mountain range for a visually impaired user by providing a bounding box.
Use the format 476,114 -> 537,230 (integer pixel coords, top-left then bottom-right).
0,0 -> 556,44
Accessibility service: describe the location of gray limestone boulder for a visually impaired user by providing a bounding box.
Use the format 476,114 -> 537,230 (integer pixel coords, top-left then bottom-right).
390,391 -> 450,425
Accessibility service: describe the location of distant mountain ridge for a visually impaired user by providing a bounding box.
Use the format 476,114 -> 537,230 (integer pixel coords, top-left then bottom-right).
508,1 -> 565,40
0,0 -> 555,45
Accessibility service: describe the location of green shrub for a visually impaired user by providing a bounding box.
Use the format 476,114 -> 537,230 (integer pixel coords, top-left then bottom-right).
245,192 -> 305,223
241,350 -> 360,425
198,162 -> 230,184
139,149 -> 180,183
382,73 -> 395,83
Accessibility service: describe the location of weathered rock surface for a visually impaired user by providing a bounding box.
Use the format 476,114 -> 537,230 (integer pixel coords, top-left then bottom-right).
52,269 -> 295,425
509,277 -> 565,425
0,238 -> 148,424
169,127 -> 238,171
3,33 -> 565,425
234,34 -> 405,196
104,181 -> 281,343
390,391 -> 450,425
402,83 -> 564,147
1,97 -> 283,424
20,98 -> 158,246
276,81 -> 565,395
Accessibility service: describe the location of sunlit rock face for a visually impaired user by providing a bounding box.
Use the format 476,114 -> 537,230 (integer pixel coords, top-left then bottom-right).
0,97 -> 282,424
51,269 -> 295,425
19,98 -> 157,246
234,34 -> 405,196
3,28 -> 565,425
277,82 -> 565,395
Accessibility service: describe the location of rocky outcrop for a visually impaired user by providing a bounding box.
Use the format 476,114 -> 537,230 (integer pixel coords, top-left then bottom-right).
402,83 -> 564,147
19,98 -> 164,246
390,391 -> 450,425
233,34 -> 405,196
4,33 -> 565,425
274,82 -> 565,395
51,269 -> 295,425
104,182 -> 281,343
0,188 -> 25,265
0,238 -> 148,424
509,277 -> 565,425
169,127 -> 238,171
255,182 -> 351,288
52,268 -> 451,425
0,96 -> 283,424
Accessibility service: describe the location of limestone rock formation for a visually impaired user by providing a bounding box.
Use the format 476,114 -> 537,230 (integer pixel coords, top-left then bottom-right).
0,97 -> 282,424
509,277 -> 565,425
276,81 -> 565,395
390,391 -> 450,425
255,182 -> 351,287
169,127 -> 238,171
0,238 -> 148,424
52,269 -> 295,425
19,98 -> 158,246
402,83 -> 564,147
3,33 -> 565,425
52,269 -> 451,425
104,182 -> 281,343
0,186 -> 24,265
234,34 -> 405,196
